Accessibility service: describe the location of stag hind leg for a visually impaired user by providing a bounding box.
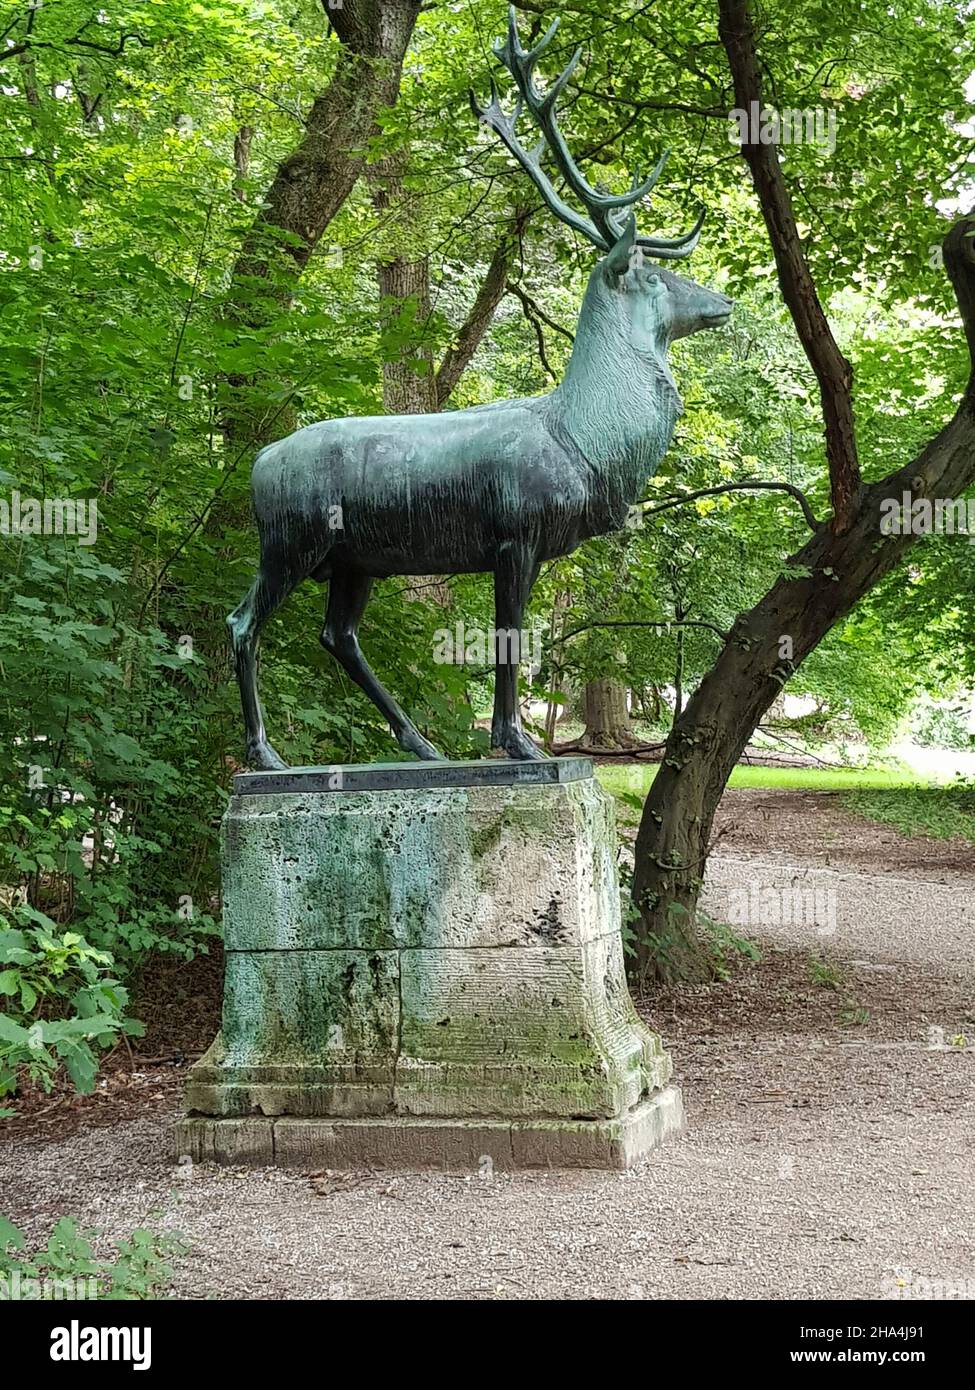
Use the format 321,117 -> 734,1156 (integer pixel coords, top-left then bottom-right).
491,544 -> 547,761
227,561 -> 303,771
321,566 -> 445,762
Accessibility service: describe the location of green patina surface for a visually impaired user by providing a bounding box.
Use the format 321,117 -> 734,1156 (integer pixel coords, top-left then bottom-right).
222,949 -> 399,1063
222,778 -> 614,950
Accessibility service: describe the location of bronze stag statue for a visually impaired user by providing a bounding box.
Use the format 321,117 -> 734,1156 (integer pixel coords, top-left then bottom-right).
229,7 -> 733,769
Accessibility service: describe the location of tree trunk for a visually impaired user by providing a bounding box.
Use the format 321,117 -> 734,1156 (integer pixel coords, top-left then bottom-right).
370,151 -> 446,603
582,679 -> 637,750
638,683 -> 664,726
435,208 -> 530,407
719,0 -> 862,531
378,250 -> 438,413
233,0 -> 420,288
233,124 -> 253,203
371,175 -> 528,604
672,620 -> 685,720
630,3 -> 975,989
371,152 -> 438,416
221,0 -> 422,445
632,225 -> 975,985
543,587 -> 572,750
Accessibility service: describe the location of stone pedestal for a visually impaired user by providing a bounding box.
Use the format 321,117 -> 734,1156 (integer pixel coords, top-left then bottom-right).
176,759 -> 682,1169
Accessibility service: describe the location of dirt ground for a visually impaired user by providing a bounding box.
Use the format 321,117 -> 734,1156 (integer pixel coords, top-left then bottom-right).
712,786 -> 975,880
3,788 -> 973,1299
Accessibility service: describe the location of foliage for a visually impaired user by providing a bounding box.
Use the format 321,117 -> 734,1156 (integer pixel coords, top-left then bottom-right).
809,956 -> 844,991
837,1005 -> 871,1029
0,906 -> 142,1103
705,916 -> 762,982
626,898 -> 761,985
0,1215 -> 183,1300
910,697 -> 975,752
0,545 -> 222,980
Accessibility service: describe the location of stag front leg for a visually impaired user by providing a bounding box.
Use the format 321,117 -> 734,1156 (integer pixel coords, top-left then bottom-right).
322,567 -> 445,762
491,545 -> 547,761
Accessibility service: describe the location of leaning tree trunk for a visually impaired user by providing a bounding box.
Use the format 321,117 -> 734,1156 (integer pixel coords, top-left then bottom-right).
221,0 -> 423,447
632,2 -> 975,988
582,679 -> 638,750
435,209 -> 530,407
632,217 -> 975,985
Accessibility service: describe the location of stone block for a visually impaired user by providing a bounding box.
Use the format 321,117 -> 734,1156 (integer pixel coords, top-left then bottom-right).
174,1087 -> 684,1171
221,774 -> 618,951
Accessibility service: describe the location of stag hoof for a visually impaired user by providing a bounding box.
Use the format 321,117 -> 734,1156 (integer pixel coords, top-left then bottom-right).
399,730 -> 446,762
247,740 -> 289,771
496,730 -> 549,761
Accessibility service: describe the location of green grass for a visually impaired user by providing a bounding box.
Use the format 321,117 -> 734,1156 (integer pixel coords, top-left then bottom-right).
809,956 -> 844,991
596,761 -> 926,800
841,785 -> 975,842
595,759 -> 975,844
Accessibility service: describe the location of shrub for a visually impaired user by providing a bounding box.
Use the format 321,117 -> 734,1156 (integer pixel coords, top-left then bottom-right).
0,1215 -> 183,1301
0,904 -> 143,1106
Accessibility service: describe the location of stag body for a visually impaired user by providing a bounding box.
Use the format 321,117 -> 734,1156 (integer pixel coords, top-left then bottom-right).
229,9 -> 731,770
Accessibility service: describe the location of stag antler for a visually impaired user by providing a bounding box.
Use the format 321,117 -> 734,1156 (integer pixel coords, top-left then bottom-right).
471,5 -> 704,260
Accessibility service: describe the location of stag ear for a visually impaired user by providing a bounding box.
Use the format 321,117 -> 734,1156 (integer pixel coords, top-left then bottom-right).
603,216 -> 637,277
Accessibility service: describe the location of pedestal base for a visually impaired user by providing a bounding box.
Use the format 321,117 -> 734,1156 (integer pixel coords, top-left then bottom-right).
175,1085 -> 683,1171
179,760 -> 683,1170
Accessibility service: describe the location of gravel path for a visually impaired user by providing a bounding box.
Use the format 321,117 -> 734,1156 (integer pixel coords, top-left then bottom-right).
4,798 -> 974,1301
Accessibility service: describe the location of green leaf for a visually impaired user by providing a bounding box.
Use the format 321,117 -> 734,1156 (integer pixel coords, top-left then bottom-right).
0,1216 -> 26,1252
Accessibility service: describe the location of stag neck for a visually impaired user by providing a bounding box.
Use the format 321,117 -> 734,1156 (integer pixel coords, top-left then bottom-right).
549,307 -> 682,493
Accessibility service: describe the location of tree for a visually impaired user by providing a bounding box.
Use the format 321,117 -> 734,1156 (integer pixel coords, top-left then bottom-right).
222,0 -> 423,442
582,679 -> 637,750
630,0 -> 975,983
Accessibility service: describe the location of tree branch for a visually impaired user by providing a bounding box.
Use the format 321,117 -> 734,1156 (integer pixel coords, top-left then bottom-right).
552,618 -> 730,646
1,30 -> 152,62
505,281 -> 575,343
637,479 -> 822,531
435,207 -> 531,406
717,0 -> 861,532
505,280 -> 559,381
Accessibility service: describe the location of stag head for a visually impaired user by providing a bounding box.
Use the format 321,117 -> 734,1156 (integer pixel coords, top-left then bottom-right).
472,7 -> 732,349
